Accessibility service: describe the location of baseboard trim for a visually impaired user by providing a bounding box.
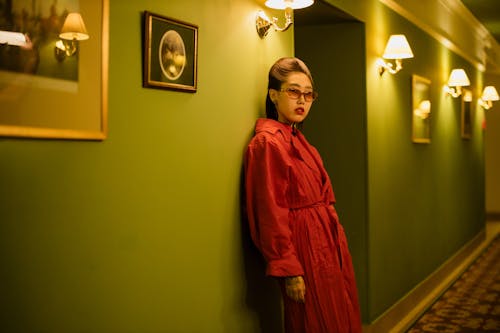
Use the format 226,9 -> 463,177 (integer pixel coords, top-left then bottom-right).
362,229 -> 487,333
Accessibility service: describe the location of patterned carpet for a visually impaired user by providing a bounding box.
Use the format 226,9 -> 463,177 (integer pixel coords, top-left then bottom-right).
407,235 -> 500,333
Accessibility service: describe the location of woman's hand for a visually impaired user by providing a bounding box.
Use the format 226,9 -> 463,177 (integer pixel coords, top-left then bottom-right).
285,276 -> 306,303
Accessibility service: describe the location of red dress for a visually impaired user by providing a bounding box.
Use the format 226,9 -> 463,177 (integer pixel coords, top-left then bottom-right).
245,119 -> 362,333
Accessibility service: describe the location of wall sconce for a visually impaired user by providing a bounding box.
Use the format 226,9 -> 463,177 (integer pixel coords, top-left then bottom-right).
478,86 -> 499,109
256,0 -> 314,38
54,13 -> 89,61
377,34 -> 414,75
444,69 -> 470,98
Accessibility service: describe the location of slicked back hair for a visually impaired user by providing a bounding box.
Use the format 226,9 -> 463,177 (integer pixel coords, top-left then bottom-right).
265,57 -> 314,120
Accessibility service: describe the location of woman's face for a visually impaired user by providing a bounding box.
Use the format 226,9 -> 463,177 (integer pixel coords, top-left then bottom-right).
270,72 -> 314,125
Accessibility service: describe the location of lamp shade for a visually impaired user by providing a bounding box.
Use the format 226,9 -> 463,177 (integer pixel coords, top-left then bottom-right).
0,30 -> 26,46
481,86 -> 499,101
265,0 -> 314,9
447,69 -> 470,87
59,13 -> 89,41
382,34 -> 414,59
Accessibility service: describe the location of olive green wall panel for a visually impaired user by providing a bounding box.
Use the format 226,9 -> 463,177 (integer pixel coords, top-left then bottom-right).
295,22 -> 368,321
321,0 -> 486,321
0,1 -> 293,332
365,6 -> 485,320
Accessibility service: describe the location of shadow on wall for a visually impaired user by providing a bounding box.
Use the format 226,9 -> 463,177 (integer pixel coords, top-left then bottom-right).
240,167 -> 284,333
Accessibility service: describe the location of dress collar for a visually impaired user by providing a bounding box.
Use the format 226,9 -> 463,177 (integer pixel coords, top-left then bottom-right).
255,118 -> 297,141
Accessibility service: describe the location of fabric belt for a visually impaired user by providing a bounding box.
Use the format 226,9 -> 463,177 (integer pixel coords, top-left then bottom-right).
290,201 -> 329,211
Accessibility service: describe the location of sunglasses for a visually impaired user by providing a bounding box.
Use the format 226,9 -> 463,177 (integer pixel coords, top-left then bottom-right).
280,87 -> 318,102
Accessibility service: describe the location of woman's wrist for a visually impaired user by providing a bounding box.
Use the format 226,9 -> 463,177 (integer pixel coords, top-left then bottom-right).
284,276 -> 302,283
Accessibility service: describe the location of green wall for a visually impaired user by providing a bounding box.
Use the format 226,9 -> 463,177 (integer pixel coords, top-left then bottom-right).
0,0 -> 486,331
322,0 -> 486,321
295,21 -> 368,320
0,1 -> 293,332
366,4 -> 484,321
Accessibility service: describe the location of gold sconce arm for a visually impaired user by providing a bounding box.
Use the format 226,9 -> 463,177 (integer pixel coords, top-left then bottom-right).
256,0 -> 313,38
378,58 -> 403,75
256,7 -> 293,38
444,85 -> 463,98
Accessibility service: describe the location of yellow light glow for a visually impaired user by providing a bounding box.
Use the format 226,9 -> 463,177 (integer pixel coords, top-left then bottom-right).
415,100 -> 431,119
419,100 -> 431,113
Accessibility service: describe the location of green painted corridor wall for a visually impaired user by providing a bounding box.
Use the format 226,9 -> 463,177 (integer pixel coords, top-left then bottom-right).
325,0 -> 486,322
0,0 -> 486,332
295,21 -> 369,320
0,1 -> 293,332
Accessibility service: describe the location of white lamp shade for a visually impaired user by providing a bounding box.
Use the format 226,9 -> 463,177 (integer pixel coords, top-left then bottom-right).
265,0 -> 314,10
447,69 -> 470,87
382,34 -> 414,59
0,30 -> 26,46
59,13 -> 89,41
481,86 -> 499,101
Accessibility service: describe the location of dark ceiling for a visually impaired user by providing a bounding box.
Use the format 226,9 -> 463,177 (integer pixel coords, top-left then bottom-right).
294,1 -> 358,26
295,1 -> 500,46
461,0 -> 500,44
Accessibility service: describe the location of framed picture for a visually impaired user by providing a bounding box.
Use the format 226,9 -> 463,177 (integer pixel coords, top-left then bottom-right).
412,75 -> 432,144
461,89 -> 472,139
0,0 -> 109,140
143,11 -> 198,92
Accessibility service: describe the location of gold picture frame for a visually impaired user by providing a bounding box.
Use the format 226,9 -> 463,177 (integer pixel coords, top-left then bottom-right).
461,89 -> 472,139
143,11 -> 198,92
412,74 -> 432,144
0,0 -> 108,140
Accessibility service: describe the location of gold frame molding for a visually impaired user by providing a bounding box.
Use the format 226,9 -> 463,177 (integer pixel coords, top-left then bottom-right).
461,88 -> 472,139
0,0 -> 109,140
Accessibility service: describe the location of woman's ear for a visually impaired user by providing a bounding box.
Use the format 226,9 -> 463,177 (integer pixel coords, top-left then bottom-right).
269,89 -> 278,104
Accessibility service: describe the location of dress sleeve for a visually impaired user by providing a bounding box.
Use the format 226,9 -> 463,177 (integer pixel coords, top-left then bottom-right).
244,137 -> 304,277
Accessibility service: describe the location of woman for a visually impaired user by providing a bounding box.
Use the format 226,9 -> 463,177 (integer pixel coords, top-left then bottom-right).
244,57 -> 362,333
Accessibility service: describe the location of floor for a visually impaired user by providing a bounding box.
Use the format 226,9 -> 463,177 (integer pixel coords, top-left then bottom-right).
382,219 -> 500,333
406,221 -> 500,332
